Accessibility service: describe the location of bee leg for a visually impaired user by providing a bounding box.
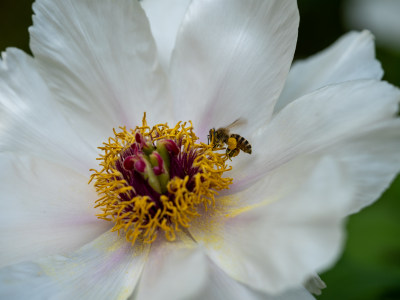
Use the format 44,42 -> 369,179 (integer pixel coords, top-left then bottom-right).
232,148 -> 240,157
226,147 -> 240,160
225,148 -> 232,160
227,148 -> 240,159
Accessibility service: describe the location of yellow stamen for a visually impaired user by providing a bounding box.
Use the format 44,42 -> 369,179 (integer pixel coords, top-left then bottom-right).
89,113 -> 232,245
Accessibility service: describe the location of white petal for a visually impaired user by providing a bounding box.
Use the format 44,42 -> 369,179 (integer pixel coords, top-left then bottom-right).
190,260 -> 315,300
135,242 -> 314,300
219,154 -> 320,208
275,31 -> 383,112
222,121 -> 400,221
136,243 -> 209,300
0,48 -> 95,174
231,80 -> 400,193
264,288 -> 315,300
0,231 -> 149,300
195,157 -> 353,294
0,154 -> 110,268
141,0 -> 192,71
265,288 -> 315,300
30,0 -> 173,147
170,0 -> 299,139
304,274 -> 326,296
325,120 -> 400,214
189,261 -> 266,300
345,0 -> 400,50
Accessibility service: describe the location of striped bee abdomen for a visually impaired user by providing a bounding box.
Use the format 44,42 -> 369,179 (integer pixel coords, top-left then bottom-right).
230,134 -> 252,154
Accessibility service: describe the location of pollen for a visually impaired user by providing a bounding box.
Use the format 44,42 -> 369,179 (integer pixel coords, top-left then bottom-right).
89,113 -> 232,245
227,137 -> 237,150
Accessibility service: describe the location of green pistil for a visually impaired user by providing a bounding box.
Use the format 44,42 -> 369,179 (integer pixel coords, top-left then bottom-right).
149,151 -> 170,193
156,141 -> 171,169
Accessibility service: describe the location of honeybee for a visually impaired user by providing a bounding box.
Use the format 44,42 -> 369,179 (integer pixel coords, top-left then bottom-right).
208,119 -> 252,159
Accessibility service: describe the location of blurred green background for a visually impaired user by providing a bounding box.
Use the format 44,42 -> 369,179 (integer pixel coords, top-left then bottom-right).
0,0 -> 399,299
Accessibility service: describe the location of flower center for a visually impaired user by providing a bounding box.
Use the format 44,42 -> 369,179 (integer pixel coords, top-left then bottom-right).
90,113 -> 232,245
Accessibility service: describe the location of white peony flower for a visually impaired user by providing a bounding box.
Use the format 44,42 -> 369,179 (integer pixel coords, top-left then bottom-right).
0,0 -> 399,299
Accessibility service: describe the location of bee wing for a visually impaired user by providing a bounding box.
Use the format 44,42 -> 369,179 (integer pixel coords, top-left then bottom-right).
225,118 -> 247,130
